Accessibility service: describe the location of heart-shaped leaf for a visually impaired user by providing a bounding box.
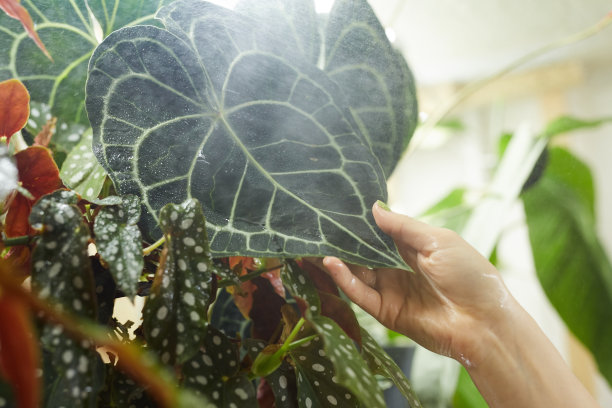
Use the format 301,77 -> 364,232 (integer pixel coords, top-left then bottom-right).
29,190 -> 102,407
360,328 -> 422,408
94,194 -> 143,297
308,315 -> 385,407
60,130 -> 107,201
0,0 -> 174,124
234,0 -> 320,65
182,326 -> 257,407
142,199 -> 215,365
324,0 -> 418,176
86,0 -> 405,269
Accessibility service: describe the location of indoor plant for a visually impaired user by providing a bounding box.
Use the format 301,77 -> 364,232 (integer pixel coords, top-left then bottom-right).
0,0 -> 422,407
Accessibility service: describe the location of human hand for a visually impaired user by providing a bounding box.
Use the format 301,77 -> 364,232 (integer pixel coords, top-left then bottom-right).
323,202 -> 517,365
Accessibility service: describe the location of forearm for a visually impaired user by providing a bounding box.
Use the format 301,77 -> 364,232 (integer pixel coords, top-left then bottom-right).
464,301 -> 599,408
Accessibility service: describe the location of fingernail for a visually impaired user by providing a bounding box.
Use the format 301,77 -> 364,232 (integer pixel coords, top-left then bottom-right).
375,200 -> 391,211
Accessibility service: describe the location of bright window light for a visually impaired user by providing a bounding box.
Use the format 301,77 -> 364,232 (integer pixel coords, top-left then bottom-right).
205,0 -> 238,9
385,27 -> 396,43
314,0 -> 335,14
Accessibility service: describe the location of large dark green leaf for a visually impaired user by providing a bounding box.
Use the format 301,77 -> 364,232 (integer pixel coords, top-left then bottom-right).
142,199 -> 215,366
235,0 -> 320,65
86,0 -> 406,269
29,190 -> 102,407
522,147 -> 612,385
324,0 -> 418,176
0,0 -> 173,124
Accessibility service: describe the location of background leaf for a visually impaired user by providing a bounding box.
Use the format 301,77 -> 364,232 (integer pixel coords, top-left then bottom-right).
87,0 -> 404,269
142,199 -> 215,366
60,130 -> 107,201
94,194 -> 143,297
522,147 -> 612,385
0,0 -> 174,124
0,0 -> 51,60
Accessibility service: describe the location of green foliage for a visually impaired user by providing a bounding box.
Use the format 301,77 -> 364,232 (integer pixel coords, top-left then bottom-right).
0,0 -> 174,124
93,195 -> 143,297
142,199 -> 215,366
522,147 -> 612,386
60,130 -> 107,201
452,367 -> 488,408
85,0 -> 417,269
1,1 -> 423,406
182,326 -> 256,406
310,315 -> 385,407
360,328 -> 422,408
29,190 -> 102,407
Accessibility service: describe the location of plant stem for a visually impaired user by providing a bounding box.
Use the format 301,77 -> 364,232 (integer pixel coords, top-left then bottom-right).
2,235 -> 35,247
217,263 -> 285,287
142,236 -> 166,256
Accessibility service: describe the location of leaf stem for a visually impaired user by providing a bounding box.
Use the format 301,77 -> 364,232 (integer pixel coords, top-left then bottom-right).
143,236 -> 166,256
2,235 -> 35,247
217,263 -> 285,287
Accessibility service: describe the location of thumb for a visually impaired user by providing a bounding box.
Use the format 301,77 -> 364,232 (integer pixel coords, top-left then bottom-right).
372,201 -> 435,252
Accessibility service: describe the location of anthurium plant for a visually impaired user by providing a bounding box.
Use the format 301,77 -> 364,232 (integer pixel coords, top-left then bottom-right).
0,0 -> 422,407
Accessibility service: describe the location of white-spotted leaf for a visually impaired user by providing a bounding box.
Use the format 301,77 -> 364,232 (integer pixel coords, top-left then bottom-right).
142,199 -> 215,365
93,194 -> 143,297
60,130 -> 107,201
29,190 -> 101,407
86,0 -> 407,270
360,328 -> 422,408
283,260 -> 321,315
309,315 -> 385,408
288,329 -> 357,408
182,326 -> 256,407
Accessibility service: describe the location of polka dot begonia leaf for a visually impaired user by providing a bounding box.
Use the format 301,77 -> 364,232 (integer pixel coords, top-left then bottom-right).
106,367 -> 156,408
308,315 -> 386,408
182,326 -> 256,407
360,327 -> 422,408
282,260 -> 321,315
94,194 -> 143,297
29,190 -> 102,406
59,130 -> 107,202
142,199 -> 215,366
288,328 -> 358,408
